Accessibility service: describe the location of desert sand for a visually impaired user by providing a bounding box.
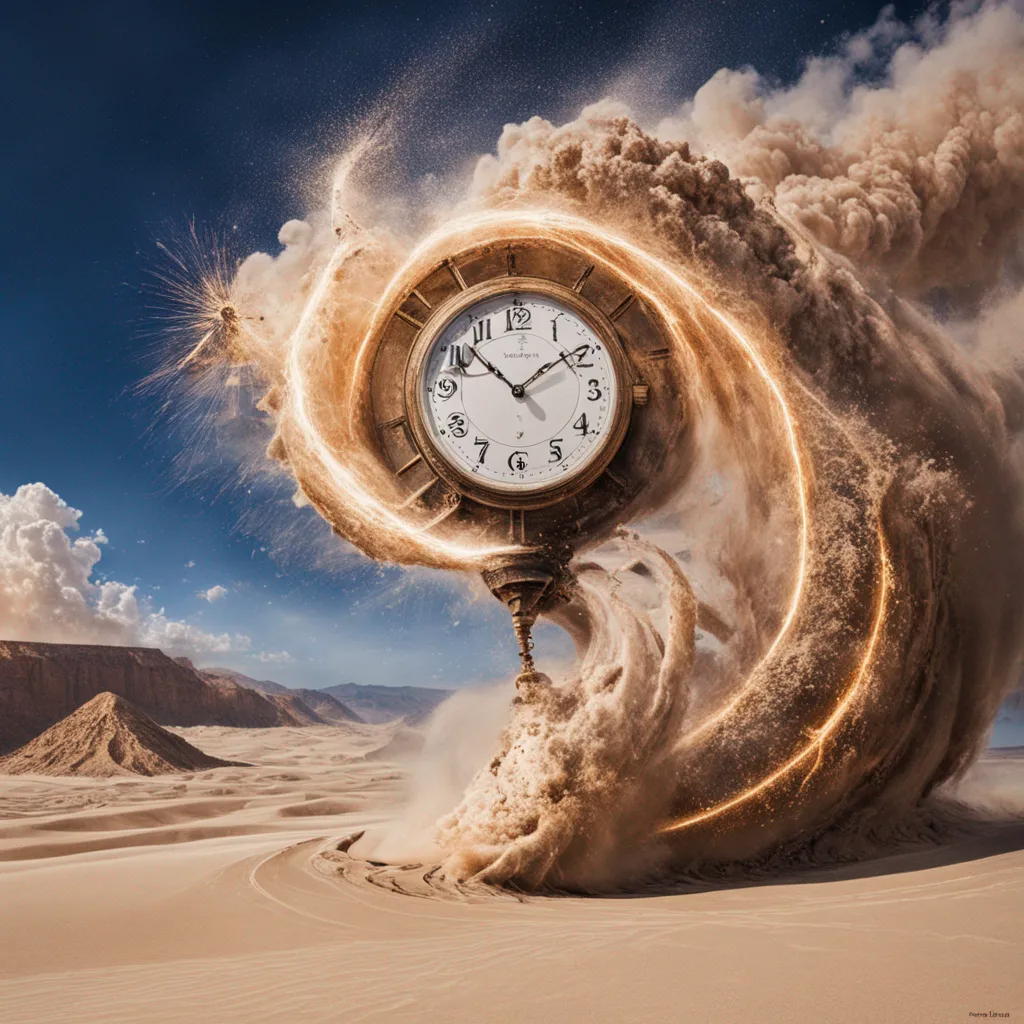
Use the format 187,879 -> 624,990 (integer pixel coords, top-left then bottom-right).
0,722 -> 1020,1024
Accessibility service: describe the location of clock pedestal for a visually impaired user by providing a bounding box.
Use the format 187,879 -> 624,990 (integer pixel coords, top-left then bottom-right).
481,549 -> 571,689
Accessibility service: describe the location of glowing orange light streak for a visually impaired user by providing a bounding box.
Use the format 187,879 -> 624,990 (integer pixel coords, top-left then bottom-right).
348,207 -> 810,728
285,238 -> 516,563
658,526 -> 891,834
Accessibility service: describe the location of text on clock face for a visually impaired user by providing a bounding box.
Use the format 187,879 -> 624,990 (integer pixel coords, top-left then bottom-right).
421,291 -> 619,490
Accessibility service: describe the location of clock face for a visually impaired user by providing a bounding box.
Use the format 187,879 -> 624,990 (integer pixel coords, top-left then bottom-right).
418,289 -> 621,495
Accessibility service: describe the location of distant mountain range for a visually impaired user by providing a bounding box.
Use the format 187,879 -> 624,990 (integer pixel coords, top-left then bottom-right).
0,642 -> 452,759
198,668 -> 364,724
0,641 -> 305,755
318,683 -> 452,725
201,669 -> 453,725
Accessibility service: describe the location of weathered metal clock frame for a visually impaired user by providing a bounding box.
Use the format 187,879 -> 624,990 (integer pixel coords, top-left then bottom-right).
368,237 -> 685,687
403,275 -> 634,509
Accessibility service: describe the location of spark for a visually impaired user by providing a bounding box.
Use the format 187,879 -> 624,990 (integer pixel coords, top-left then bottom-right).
146,224 -> 262,376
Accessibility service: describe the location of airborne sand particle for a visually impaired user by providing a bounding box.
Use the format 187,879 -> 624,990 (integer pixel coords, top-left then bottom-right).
164,2 -> 1024,889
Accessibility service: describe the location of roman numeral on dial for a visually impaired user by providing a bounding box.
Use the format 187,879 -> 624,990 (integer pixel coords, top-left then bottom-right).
446,344 -> 472,370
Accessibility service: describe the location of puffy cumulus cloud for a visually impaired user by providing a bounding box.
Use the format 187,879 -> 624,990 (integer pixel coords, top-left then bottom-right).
139,612 -> 246,655
652,2 -> 1024,304
0,483 -> 249,656
200,584 -> 229,602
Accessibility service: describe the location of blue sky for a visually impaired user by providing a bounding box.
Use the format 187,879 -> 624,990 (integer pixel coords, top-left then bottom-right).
1,0 -> 926,689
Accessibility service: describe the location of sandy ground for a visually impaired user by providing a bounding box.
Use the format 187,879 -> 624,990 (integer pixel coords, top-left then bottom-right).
0,724 -> 1021,1024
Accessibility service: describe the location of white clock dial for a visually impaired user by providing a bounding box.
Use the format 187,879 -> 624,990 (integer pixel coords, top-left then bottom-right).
420,289 -> 620,493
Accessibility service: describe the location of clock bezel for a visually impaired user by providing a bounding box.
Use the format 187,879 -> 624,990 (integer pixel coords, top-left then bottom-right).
403,276 -> 634,510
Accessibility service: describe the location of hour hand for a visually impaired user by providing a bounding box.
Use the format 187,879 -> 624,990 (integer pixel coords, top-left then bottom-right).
468,345 -> 516,392
519,350 -> 571,392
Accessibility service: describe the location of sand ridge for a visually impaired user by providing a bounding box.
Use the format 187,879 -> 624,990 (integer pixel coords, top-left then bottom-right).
0,725 -> 1020,1023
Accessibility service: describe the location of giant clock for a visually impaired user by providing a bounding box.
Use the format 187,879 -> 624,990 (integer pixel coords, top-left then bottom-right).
410,279 -> 631,504
366,237 -> 688,686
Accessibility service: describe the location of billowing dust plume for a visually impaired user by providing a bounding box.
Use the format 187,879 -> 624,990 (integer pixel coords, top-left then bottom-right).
167,2 -> 1024,889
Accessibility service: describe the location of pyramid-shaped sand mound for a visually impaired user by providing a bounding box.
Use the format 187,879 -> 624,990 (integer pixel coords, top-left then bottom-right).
0,692 -> 244,777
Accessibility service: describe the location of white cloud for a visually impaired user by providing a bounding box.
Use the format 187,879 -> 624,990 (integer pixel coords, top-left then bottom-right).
141,611 -> 247,654
185,560 -> 196,568
0,483 -> 249,657
200,584 -> 229,602
256,650 -> 294,664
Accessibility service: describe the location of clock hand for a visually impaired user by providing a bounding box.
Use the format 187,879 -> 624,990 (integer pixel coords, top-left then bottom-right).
467,345 -> 517,393
519,349 -> 573,392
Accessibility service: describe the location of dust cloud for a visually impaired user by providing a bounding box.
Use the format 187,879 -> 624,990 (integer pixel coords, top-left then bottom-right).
167,2 -> 1024,889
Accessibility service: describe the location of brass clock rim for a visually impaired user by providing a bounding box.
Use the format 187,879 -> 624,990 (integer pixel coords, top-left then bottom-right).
403,273 -> 634,511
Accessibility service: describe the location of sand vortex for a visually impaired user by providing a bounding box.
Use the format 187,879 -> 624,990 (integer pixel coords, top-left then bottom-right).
165,3 -> 1024,889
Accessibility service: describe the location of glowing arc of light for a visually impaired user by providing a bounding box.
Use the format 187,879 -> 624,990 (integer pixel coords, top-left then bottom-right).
658,527 -> 891,834
353,207 -> 810,733
284,239 -> 516,563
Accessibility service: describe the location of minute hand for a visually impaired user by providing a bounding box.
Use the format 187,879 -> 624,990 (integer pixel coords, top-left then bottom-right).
519,350 -> 573,392
467,345 -> 516,392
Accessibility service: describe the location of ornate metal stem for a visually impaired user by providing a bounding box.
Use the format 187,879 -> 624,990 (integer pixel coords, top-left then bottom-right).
481,549 -> 568,690
511,607 -> 541,686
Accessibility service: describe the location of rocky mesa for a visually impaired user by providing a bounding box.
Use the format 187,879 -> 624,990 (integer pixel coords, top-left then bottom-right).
0,641 -> 317,754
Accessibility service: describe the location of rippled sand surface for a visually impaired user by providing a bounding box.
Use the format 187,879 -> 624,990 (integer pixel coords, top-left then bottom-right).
0,727 -> 1020,1024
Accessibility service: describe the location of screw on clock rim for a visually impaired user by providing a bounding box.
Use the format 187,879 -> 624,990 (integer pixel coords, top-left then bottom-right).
403,273 -> 634,511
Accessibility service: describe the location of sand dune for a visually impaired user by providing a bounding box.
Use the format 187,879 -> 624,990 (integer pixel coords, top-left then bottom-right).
0,643 -> 298,753
0,724 -> 1020,1023
0,692 -> 241,777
